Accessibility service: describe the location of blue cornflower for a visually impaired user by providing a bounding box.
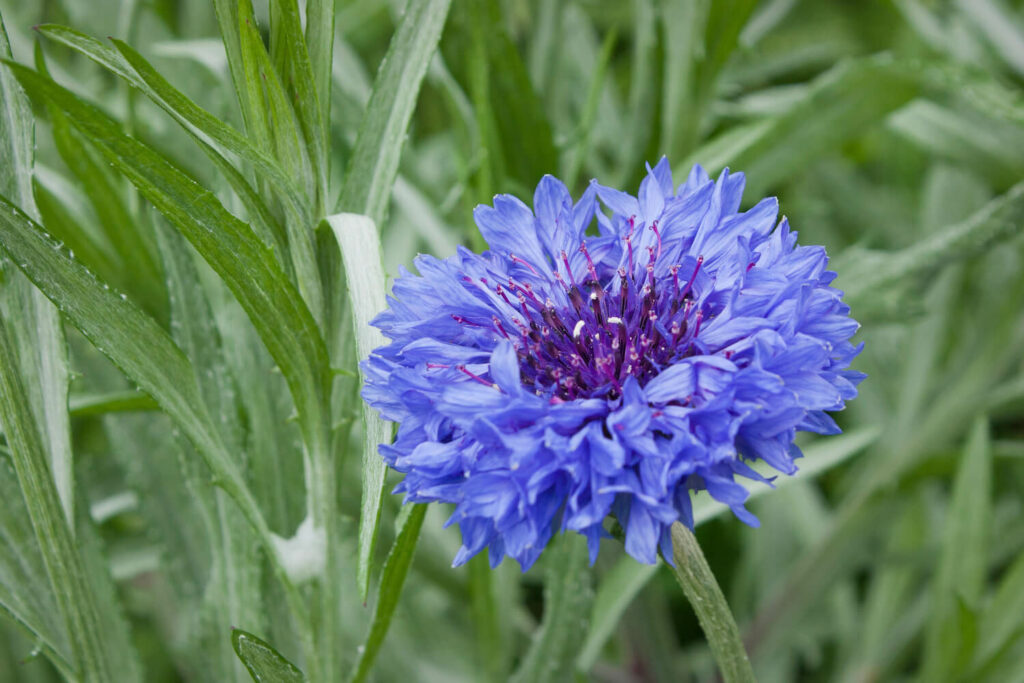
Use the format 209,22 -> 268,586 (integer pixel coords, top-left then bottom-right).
363,159 -> 863,569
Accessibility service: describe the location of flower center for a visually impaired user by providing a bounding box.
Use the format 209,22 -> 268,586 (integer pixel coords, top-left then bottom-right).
452,220 -> 711,401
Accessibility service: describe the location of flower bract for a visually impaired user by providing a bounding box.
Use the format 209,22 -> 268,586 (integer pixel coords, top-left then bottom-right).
363,159 -> 864,569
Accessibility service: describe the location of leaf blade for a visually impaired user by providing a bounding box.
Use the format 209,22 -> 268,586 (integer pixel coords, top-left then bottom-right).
349,503 -> 428,683
338,0 -> 453,223
326,212 -> 390,602
232,629 -> 305,683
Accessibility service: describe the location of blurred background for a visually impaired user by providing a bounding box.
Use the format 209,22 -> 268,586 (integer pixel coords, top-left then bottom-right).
0,0 -> 1023,681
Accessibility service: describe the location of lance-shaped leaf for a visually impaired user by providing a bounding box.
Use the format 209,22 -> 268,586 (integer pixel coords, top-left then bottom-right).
326,212 -> 390,602
338,0 -> 453,223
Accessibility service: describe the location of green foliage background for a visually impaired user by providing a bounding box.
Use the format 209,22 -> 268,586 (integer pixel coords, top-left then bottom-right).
0,0 -> 1023,681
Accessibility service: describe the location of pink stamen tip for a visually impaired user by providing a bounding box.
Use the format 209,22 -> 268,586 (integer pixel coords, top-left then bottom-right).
650,220 -> 662,259
509,253 -> 539,275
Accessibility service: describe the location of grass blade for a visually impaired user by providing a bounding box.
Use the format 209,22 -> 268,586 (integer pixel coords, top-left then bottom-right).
837,179 -> 1024,315
920,418 -> 992,680
972,549 -> 1024,672
337,0 -> 452,223
0,449 -> 73,678
269,0 -> 328,208
304,0 -> 335,139
680,55 -> 923,196
349,503 -> 427,683
325,212 -> 389,601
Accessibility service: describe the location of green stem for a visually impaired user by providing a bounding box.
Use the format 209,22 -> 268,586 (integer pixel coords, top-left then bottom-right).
669,522 -> 756,683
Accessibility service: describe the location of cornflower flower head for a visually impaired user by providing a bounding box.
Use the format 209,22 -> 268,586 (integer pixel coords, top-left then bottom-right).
363,159 -> 864,569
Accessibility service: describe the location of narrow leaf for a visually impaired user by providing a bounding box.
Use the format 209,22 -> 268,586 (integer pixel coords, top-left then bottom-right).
576,557 -> 659,673
0,194 -> 289,598
269,0 -> 327,207
921,417 -> 992,680
232,629 -> 305,683
304,0 -> 335,136
326,212 -> 389,601
0,448 -> 73,678
2,9 -> 75,527
338,0 -> 453,223
0,317 -> 115,682
349,503 -> 427,683
973,548 -> 1024,670
680,55 -> 923,196
6,61 -> 331,458
837,180 -> 1024,311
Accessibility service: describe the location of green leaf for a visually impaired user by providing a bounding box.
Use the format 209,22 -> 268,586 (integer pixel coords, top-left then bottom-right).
6,60 -> 332,471
888,100 -> 1024,186
563,27 -> 618,188
456,0 -> 557,198
0,449 -> 73,679
576,555 -> 660,673
0,193 -> 296,620
681,55 -> 923,196
325,212 -> 390,602
232,629 -> 305,683
1,14 -> 76,528
349,503 -> 428,683
837,179 -> 1024,314
468,554 -> 505,683
338,0 -> 453,224
211,0 -> 264,151
32,177 -> 120,290
268,0 -> 327,208
304,0 -> 335,139
237,9 -> 313,196
36,25 -> 324,318
956,0 -> 1024,78
0,12 -> 34,210
510,533 -> 593,683
0,315 -> 115,682
68,390 -> 159,417
920,417 -> 992,681
974,548 -> 1024,668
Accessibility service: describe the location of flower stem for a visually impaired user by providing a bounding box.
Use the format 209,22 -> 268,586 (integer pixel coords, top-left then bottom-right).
669,522 -> 756,683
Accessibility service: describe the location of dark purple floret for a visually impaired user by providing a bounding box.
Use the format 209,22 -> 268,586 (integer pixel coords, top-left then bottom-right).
363,159 -> 864,569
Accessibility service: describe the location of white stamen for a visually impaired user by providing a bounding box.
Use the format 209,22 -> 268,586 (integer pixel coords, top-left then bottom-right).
573,320 -> 586,339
